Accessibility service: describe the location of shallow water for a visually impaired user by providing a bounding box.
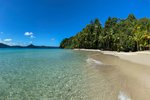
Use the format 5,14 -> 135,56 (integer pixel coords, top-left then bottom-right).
1,49 -> 145,100
0,49 -> 92,100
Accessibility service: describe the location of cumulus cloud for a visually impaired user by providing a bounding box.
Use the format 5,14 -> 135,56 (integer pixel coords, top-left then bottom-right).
24,32 -> 35,38
0,38 -> 26,46
4,39 -> 12,42
0,38 -> 13,46
24,32 -> 33,36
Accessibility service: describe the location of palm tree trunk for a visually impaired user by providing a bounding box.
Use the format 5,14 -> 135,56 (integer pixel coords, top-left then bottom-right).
137,41 -> 139,51
149,40 -> 150,50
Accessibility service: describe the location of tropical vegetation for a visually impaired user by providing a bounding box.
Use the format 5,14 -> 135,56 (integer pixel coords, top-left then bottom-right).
60,14 -> 150,52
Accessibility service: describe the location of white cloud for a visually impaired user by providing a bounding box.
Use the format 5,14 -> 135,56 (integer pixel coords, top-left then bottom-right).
0,38 -> 27,46
4,39 -> 12,42
24,32 -> 33,36
0,38 -> 13,46
24,32 -> 35,38
50,38 -> 55,41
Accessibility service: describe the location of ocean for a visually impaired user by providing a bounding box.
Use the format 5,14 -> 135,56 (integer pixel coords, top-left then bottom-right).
0,49 -> 132,100
0,49 -> 93,100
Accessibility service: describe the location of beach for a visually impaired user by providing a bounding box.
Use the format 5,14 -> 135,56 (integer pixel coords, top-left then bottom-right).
75,49 -> 150,100
74,49 -> 150,66
1,48 -> 150,100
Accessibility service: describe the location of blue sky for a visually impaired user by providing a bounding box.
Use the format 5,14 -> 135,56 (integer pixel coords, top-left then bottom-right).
0,0 -> 150,46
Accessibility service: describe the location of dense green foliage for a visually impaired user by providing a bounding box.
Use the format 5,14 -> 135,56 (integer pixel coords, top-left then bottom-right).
60,14 -> 150,51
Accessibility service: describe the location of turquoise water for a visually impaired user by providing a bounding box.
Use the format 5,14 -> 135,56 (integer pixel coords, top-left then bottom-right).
0,49 -> 90,100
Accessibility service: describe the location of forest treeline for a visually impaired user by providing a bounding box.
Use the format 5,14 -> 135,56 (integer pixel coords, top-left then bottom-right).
60,14 -> 150,52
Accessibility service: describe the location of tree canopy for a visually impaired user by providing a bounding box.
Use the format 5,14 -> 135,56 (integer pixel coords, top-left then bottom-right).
60,14 -> 150,52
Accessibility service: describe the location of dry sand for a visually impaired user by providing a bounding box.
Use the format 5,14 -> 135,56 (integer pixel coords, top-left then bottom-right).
74,49 -> 150,66
74,49 -> 150,100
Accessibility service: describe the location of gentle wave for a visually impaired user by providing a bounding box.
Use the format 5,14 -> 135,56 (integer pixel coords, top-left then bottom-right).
118,91 -> 131,100
86,58 -> 103,65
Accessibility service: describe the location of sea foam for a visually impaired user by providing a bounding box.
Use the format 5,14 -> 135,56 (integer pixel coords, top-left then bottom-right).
86,58 -> 103,65
118,91 -> 131,100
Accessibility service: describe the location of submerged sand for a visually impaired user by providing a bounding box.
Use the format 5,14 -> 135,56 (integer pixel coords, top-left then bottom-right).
75,49 -> 150,100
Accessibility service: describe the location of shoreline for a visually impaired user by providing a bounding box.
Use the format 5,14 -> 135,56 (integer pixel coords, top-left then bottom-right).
74,49 -> 150,66
76,49 -> 150,100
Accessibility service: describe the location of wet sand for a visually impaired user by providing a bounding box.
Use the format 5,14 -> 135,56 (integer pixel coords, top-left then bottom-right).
100,50 -> 150,67
77,50 -> 150,100
74,49 -> 150,66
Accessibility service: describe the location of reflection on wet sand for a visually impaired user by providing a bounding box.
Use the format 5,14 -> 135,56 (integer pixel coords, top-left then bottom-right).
85,52 -> 150,100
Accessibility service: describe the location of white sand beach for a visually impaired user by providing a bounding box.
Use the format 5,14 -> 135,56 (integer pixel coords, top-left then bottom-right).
74,49 -> 150,100
74,49 -> 150,66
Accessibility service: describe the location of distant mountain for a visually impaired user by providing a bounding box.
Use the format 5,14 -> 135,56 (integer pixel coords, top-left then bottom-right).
26,44 -> 37,48
25,44 -> 59,48
0,43 -> 10,48
0,43 -> 59,49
